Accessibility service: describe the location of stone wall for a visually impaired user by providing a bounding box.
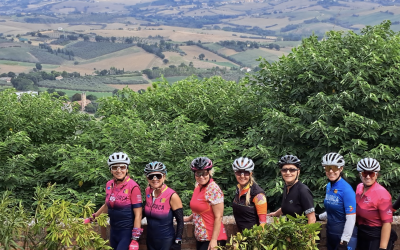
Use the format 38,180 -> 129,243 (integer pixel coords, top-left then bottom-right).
98,216 -> 400,250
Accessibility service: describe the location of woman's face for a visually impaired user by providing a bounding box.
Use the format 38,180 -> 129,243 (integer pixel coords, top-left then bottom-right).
147,172 -> 165,189
280,164 -> 299,184
325,165 -> 343,182
360,171 -> 377,187
235,171 -> 252,186
194,170 -> 210,185
110,164 -> 128,180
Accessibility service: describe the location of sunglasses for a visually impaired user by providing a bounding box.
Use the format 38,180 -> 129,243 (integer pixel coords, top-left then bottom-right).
147,173 -> 163,180
324,165 -> 341,172
235,171 -> 251,177
361,171 -> 377,178
280,168 -> 299,174
194,171 -> 209,177
110,164 -> 128,171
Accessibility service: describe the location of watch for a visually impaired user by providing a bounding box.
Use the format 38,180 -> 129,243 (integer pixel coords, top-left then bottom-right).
175,239 -> 182,245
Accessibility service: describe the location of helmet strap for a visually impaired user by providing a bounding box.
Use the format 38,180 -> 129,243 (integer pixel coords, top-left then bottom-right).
284,171 -> 299,187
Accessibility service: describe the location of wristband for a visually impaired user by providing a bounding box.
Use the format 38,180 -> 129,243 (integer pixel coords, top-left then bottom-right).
175,238 -> 182,245
131,227 -> 143,240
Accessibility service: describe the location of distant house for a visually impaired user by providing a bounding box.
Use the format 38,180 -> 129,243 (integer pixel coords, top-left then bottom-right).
0,77 -> 11,82
18,37 -> 28,42
240,67 -> 252,73
55,76 -> 63,80
15,91 -> 38,97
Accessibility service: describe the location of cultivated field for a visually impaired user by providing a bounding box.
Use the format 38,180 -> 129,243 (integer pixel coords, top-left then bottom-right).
107,83 -> 152,91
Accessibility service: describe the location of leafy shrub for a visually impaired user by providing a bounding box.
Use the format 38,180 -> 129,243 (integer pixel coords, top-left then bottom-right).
221,215 -> 320,250
0,185 -> 111,250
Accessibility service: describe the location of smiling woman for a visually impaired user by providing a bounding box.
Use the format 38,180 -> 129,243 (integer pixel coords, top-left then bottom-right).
184,157 -> 227,250
267,155 -> 316,224
143,161 -> 184,250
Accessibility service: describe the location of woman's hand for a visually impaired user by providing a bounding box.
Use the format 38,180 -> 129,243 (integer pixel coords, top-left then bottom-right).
184,214 -> 193,222
267,208 -> 282,217
208,239 -> 218,250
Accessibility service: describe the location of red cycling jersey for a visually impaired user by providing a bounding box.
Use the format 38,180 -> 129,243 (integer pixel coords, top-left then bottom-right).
356,182 -> 393,227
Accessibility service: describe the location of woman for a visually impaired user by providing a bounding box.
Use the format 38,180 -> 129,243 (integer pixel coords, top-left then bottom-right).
316,153 -> 357,250
231,157 -> 267,232
267,155 -> 316,224
356,158 -> 397,250
184,157 -> 227,250
85,152 -> 143,250
143,161 -> 184,250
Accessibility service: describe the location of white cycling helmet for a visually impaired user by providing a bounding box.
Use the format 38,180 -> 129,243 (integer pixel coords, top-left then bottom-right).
107,152 -> 130,167
322,153 -> 345,168
232,157 -> 254,172
357,158 -> 380,172
144,161 -> 167,175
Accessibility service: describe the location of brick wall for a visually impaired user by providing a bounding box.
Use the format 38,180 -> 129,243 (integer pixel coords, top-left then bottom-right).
98,216 -> 400,250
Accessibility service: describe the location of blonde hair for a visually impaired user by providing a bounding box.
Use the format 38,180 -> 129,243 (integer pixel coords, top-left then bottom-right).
245,176 -> 257,206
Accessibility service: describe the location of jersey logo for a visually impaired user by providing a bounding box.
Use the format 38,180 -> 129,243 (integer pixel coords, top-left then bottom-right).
349,206 -> 354,212
147,194 -> 151,198
363,196 -> 371,204
124,189 -> 129,194
107,186 -> 111,190
161,198 -> 166,203
334,189 -> 338,194
289,200 -> 293,204
387,209 -> 393,215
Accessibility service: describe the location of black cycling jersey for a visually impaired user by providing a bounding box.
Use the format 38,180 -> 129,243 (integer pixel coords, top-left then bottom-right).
281,181 -> 314,218
232,183 -> 266,232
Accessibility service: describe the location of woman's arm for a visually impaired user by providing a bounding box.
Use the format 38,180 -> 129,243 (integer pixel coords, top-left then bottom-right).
94,203 -> 108,217
170,193 -> 184,242
253,193 -> 267,225
380,223 -> 391,249
133,207 -> 142,228
267,208 -> 282,217
184,214 -> 193,222
209,202 -> 224,250
306,212 -> 316,224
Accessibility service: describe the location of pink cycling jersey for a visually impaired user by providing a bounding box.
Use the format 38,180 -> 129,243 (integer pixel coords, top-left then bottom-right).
105,176 -> 142,229
356,182 -> 393,227
190,179 -> 227,242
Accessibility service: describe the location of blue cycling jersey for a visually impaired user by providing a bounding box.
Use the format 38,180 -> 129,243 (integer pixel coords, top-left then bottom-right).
324,178 -> 356,233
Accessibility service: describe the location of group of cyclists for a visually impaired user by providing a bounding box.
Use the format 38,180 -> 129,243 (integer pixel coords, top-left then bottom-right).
84,151 -> 400,250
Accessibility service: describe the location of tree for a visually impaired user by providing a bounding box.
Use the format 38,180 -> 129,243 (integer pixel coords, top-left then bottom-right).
84,103 -> 97,113
163,59 -> 169,64
7,72 -> 16,78
71,93 -> 81,101
248,21 -> 400,209
274,44 -> 280,51
189,62 -> 194,67
35,63 -> 42,71
86,94 -> 98,101
268,43 -> 274,49
199,53 -> 205,60
111,36 -> 117,43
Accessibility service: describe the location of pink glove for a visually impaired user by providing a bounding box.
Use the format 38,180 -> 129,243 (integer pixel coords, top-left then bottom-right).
131,227 -> 143,240
129,240 -> 139,250
83,213 -> 96,224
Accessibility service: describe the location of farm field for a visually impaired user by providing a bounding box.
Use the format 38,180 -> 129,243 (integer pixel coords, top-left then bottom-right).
212,61 -> 238,68
231,49 -> 286,67
0,59 -> 59,73
106,83 -> 152,91
38,87 -> 113,98
154,76 -> 189,83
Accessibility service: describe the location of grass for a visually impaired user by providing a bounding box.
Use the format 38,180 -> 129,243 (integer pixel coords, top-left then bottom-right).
154,76 -> 189,83
79,46 -> 142,64
202,43 -> 224,51
0,59 -> 60,70
231,49 -> 282,67
212,61 -> 238,68
38,87 -> 113,98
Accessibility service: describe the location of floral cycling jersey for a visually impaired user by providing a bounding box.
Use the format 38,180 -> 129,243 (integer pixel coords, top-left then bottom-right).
190,179 -> 227,242
105,176 -> 142,229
